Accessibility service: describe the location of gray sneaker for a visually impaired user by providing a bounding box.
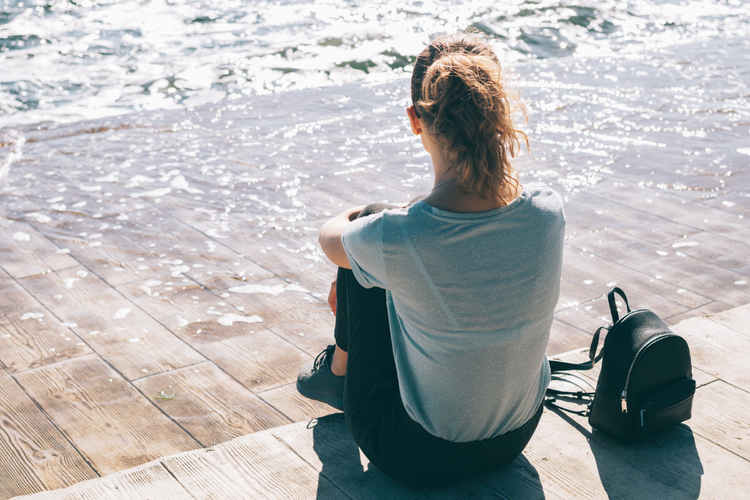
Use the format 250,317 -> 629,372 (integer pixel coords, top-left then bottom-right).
296,344 -> 345,411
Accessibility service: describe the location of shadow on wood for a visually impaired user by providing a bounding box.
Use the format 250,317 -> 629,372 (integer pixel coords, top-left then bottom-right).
550,407 -> 703,500
309,412 -> 545,499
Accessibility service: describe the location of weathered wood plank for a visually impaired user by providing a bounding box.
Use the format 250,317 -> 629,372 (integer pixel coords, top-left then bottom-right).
273,414 -> 500,499
191,220 -> 334,296
549,318 -> 594,356
164,430 -> 350,500
13,354 -> 200,475
20,267 -> 205,380
709,304 -> 750,337
258,383 -> 340,423
691,380 -> 750,462
29,216 -> 170,287
111,205 -> 275,288
133,361 -> 290,447
480,407 -> 750,499
16,462 -> 193,500
664,300 -> 734,326
222,276 -> 335,356
0,268 -> 92,373
115,276 -> 313,392
563,247 -> 710,316
0,219 -> 77,279
0,367 -> 96,498
671,317 -> 750,393
193,330 -> 311,393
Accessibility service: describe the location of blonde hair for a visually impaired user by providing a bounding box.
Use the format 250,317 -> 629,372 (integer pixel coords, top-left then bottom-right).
411,33 -> 528,205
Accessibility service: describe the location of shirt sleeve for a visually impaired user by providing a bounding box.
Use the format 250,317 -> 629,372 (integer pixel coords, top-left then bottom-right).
341,212 -> 387,289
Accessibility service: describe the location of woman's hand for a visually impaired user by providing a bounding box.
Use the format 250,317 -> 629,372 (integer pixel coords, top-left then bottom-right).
328,277 -> 337,316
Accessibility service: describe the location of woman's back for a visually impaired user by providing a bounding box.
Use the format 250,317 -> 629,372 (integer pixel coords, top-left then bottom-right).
343,182 -> 565,441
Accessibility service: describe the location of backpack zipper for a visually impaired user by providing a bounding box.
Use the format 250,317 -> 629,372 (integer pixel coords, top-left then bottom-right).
619,333 -> 677,413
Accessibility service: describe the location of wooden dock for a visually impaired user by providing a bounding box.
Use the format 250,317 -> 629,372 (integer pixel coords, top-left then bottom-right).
11,305 -> 750,499
1,78 -> 748,498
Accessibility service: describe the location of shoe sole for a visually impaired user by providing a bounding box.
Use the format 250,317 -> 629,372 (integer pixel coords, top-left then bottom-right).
296,380 -> 344,411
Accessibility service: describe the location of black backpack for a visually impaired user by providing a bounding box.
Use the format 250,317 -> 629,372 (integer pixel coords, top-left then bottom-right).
546,287 -> 695,443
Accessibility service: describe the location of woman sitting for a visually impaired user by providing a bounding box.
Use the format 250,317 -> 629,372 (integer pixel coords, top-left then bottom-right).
297,32 -> 565,487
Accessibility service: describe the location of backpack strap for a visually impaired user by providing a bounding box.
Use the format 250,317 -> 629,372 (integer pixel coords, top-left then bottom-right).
548,325 -> 608,373
544,395 -> 592,416
608,287 -> 631,323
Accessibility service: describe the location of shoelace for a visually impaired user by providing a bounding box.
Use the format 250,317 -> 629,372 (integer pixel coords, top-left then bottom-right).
313,345 -> 335,371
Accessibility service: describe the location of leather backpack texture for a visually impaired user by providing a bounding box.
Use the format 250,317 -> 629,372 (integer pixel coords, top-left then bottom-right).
547,287 -> 695,443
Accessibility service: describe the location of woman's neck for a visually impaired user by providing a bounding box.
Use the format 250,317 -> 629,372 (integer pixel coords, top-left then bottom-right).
423,159 -> 522,213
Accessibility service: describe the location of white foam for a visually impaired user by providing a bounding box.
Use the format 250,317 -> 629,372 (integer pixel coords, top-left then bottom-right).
145,280 -> 162,287
12,231 -> 30,242
112,308 -> 131,319
130,187 -> 171,198
228,283 -> 309,295
217,313 -> 263,326
61,322 -> 77,328
672,241 -> 699,248
170,265 -> 190,277
21,312 -> 44,320
26,212 -> 51,223
63,278 -> 79,288
56,248 -> 70,254
171,175 -> 203,194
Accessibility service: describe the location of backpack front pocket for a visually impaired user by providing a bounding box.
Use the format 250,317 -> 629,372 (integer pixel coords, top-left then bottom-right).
637,377 -> 696,439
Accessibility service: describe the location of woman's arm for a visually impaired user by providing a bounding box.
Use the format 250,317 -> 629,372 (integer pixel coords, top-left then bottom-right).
318,206 -> 365,269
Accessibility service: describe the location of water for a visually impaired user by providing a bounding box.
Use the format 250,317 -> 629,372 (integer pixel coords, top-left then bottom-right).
2,0 -> 748,129
0,0 -> 748,268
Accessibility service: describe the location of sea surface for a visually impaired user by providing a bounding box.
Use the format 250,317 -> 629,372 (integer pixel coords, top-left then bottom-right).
1,0 -> 749,216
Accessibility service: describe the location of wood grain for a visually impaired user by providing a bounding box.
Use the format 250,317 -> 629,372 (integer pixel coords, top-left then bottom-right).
0,367 -> 96,498
163,430 -> 350,500
0,268 -> 92,373
30,215 -> 169,287
133,361 -> 290,447
13,354 -> 200,475
116,276 -> 313,392
222,276 -> 336,356
672,317 -> 750,393
258,383 -> 340,423
710,303 -> 750,336
111,205 -> 275,289
193,329 -> 311,393
20,267 -> 205,380
115,275 -> 276,343
481,406 -> 750,500
0,219 -> 77,279
691,380 -> 750,461
18,462 -> 194,500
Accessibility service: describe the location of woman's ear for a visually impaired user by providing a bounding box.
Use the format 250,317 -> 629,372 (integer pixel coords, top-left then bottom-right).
407,106 -> 422,135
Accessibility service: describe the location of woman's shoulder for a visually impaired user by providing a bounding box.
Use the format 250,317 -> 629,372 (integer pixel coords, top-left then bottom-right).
522,182 -> 566,225
524,182 -> 564,209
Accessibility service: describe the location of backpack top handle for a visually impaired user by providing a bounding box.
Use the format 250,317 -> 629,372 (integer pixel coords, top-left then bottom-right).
608,287 -> 631,323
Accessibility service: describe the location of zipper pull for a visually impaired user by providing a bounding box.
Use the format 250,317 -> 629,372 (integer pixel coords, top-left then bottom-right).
640,409 -> 645,427
621,390 -> 628,413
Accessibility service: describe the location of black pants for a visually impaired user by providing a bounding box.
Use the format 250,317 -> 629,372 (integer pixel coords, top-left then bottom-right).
333,203 -> 543,488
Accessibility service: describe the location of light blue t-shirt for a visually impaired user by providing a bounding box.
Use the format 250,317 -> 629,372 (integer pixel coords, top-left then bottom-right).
341,182 -> 565,442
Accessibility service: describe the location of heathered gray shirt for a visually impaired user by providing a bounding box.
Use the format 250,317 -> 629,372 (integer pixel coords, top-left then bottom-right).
341,182 -> 565,442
